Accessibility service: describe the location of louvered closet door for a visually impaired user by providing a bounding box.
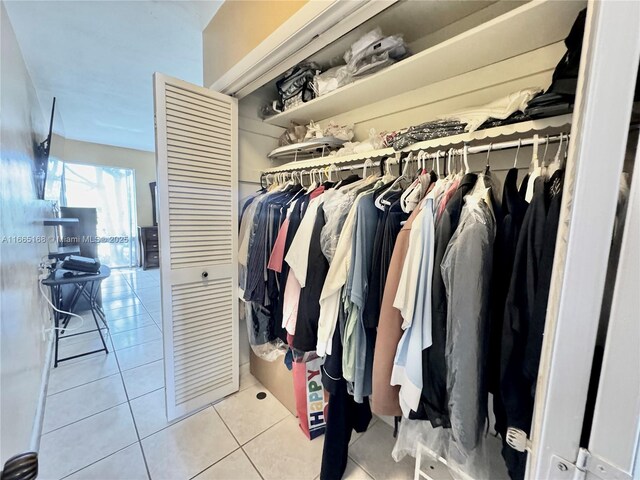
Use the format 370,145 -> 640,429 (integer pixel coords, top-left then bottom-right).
153,73 -> 238,420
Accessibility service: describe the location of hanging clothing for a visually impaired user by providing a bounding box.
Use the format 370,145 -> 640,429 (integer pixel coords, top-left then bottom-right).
371,206 -> 422,416
344,191 -> 380,402
293,204 -> 330,352
500,170 -> 564,480
316,192 -> 362,357
488,168 -> 529,436
391,198 -> 436,417
423,173 -> 478,428
362,191 -> 406,329
442,195 -> 496,453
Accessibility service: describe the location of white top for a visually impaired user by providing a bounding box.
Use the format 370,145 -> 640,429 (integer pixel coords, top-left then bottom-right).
393,207 -> 426,329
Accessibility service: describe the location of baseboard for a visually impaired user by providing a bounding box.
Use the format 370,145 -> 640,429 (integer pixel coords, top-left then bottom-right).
29,332 -> 54,452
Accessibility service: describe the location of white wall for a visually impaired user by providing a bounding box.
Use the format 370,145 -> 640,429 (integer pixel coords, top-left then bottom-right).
53,138 -> 157,227
0,2 -> 53,464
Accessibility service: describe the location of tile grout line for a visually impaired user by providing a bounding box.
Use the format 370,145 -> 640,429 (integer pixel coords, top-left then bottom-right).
240,445 -> 266,480
58,441 -> 141,480
108,280 -> 154,480
50,283 -> 144,479
186,445 -> 244,480
196,402 -> 287,480
42,272 -> 160,479
41,399 -> 129,436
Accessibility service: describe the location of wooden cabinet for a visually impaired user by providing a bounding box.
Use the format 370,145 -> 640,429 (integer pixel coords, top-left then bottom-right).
138,226 -> 159,270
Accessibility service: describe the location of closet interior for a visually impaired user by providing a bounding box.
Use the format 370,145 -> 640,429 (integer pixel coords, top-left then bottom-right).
235,1 -> 587,479
154,1 -> 639,479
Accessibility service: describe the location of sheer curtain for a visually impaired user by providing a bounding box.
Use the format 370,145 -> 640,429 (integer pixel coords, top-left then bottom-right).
62,163 -> 138,267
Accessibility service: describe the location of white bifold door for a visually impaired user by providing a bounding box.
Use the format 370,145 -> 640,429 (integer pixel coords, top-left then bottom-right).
153,73 -> 239,421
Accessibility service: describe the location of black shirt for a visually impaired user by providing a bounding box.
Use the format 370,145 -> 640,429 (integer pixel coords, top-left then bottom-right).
500,170 -> 564,480
293,205 -> 330,352
488,168 -> 529,435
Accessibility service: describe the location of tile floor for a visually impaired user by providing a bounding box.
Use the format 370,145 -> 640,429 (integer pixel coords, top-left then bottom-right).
39,268 -> 416,480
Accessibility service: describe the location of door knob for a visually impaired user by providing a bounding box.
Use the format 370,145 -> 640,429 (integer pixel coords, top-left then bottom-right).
202,271 -> 209,279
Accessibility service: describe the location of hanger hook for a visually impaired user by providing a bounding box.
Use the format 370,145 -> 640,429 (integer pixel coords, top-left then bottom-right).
486,143 -> 493,166
463,143 -> 470,174
542,135 -> 550,166
514,139 -> 522,168
554,133 -> 564,164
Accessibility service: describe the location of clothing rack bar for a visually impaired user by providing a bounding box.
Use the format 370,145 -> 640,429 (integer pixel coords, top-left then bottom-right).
262,132 -> 569,175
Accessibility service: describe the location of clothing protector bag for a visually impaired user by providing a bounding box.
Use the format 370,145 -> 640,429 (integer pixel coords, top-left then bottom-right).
292,356 -> 329,440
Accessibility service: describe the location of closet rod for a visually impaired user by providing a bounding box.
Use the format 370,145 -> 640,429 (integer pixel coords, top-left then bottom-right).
262,132 -> 569,174
407,133 -> 569,159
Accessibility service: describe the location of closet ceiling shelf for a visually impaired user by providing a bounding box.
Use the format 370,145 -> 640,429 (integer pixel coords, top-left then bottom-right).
262,0 -> 586,128
267,136 -> 347,161
264,114 -> 572,173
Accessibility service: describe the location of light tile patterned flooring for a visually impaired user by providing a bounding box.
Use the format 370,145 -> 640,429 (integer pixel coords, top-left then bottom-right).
39,268 -> 415,480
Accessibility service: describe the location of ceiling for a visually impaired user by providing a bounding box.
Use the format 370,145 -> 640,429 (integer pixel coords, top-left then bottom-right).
4,0 -> 222,152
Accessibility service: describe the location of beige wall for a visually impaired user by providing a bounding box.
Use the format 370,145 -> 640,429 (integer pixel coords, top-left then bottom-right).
0,3 -> 52,463
203,0 -> 308,87
54,138 -> 157,227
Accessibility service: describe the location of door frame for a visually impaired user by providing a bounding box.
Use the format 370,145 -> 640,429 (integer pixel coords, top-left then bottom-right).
528,1 -> 640,478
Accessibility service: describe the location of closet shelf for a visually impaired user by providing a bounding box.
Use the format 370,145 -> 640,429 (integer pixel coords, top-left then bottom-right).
264,114 -> 572,173
263,0 -> 585,128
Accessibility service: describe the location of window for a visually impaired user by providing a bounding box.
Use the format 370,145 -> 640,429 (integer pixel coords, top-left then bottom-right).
62,163 -> 138,267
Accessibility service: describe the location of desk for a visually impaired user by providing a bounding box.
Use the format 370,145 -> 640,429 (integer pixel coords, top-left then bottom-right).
42,266 -> 111,367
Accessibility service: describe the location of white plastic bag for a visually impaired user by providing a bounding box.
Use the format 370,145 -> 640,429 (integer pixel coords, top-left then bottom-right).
324,122 -> 354,142
314,66 -> 352,96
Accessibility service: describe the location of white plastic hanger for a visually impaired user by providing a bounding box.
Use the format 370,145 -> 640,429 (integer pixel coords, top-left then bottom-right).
463,144 -> 470,174
362,158 -> 374,178
525,134 -> 542,202
547,133 -> 564,176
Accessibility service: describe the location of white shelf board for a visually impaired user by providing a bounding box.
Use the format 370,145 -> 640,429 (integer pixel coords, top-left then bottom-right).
263,0 -> 585,128
264,114 -> 572,173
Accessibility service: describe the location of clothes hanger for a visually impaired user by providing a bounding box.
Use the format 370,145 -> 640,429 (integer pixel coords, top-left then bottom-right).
541,135 -> 550,177
547,133 -> 564,177
463,144 -> 470,174
483,143 -> 493,175
376,153 -> 409,210
513,139 -> 522,169
362,158 -> 374,178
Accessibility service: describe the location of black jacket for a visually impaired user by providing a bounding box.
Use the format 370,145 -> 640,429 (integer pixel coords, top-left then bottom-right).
488,168 -> 529,435
500,170 -> 564,480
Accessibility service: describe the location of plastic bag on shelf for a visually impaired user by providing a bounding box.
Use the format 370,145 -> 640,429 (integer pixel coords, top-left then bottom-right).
353,128 -> 386,153
314,65 -> 353,97
304,120 -> 325,140
344,27 -> 385,64
344,28 -> 409,78
323,122 -> 354,142
278,122 -> 308,147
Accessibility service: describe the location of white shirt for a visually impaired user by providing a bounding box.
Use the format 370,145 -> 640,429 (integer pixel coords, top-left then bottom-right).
285,196 -> 324,287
